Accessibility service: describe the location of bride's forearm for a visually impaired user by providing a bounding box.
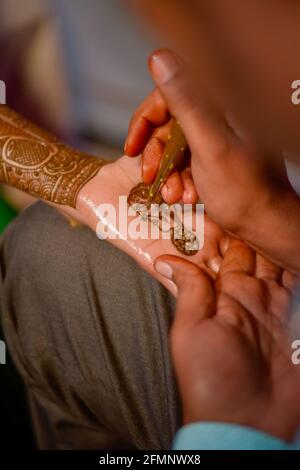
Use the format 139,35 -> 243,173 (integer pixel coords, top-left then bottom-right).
0,105 -> 105,208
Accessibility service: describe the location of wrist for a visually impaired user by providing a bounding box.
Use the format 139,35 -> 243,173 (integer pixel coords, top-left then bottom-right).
75,161 -> 112,229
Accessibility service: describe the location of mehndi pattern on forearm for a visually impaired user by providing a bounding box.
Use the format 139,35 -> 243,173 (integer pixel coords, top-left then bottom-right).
0,105 -> 105,207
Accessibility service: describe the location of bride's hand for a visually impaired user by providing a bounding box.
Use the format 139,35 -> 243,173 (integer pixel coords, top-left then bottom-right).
70,154 -> 230,295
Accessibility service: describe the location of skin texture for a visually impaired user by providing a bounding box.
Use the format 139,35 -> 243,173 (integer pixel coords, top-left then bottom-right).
126,69 -> 300,273
0,105 -> 105,207
155,241 -> 300,441
125,89 -> 197,205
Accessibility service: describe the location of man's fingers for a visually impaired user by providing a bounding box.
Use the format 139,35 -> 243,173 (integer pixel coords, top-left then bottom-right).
125,88 -> 170,156
218,239 -> 255,278
142,136 -> 164,183
181,167 -> 198,204
142,120 -> 172,183
149,49 -> 232,159
142,120 -> 185,202
161,170 -> 183,204
154,255 -> 215,327
217,240 -> 267,320
125,115 -> 153,157
255,253 -> 282,282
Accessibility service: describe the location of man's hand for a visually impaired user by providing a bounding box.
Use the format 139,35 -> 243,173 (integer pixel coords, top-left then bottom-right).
125,88 -> 198,205
155,240 -> 300,442
126,50 -> 300,272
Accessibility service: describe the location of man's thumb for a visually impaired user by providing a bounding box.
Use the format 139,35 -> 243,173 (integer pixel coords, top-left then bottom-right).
154,255 -> 215,325
149,49 -> 230,156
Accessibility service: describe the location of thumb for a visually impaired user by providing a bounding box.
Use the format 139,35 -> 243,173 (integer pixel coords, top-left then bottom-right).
154,255 -> 215,327
149,49 -> 231,157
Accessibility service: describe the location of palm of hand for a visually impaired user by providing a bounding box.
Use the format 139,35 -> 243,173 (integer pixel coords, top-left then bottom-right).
173,245 -> 300,440
77,155 -> 229,293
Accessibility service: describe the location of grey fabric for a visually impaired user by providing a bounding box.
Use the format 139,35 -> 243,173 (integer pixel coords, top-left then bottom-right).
0,201 -> 180,449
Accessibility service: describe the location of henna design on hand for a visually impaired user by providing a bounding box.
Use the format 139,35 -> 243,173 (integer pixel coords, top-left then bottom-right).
128,182 -> 199,256
0,105 -> 105,207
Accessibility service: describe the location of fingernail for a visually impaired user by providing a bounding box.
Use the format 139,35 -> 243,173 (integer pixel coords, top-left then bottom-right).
171,283 -> 178,297
219,236 -> 230,256
161,184 -> 169,201
182,189 -> 191,204
155,260 -> 173,280
150,51 -> 180,85
207,256 -> 222,274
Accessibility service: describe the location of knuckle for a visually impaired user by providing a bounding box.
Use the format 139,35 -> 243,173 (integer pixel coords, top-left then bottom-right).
220,308 -> 246,328
221,272 -> 264,299
181,269 -> 205,290
221,272 -> 243,293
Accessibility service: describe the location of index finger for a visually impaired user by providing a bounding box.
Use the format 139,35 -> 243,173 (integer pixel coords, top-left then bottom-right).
155,255 -> 215,329
218,239 -> 255,278
125,88 -> 170,156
